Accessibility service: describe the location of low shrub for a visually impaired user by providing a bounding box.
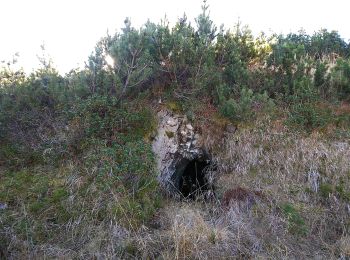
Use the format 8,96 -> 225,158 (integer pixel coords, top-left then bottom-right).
319,183 -> 333,198
287,102 -> 333,130
330,58 -> 350,100
281,203 -> 308,236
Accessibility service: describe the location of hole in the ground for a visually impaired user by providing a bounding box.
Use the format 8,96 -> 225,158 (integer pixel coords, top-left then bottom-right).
178,158 -> 213,199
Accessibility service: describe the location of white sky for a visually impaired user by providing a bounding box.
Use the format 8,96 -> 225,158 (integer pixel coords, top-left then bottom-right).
1,0 -> 349,74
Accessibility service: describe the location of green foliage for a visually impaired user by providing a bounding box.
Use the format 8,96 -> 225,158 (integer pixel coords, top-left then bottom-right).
166,101 -> 183,113
66,94 -> 160,227
219,87 -> 255,121
71,95 -> 154,143
2,4 -> 350,255
0,68 -> 68,167
108,19 -> 156,96
0,168 -> 72,241
319,183 -> 333,198
218,85 -> 275,122
309,29 -> 349,58
330,58 -> 350,100
314,61 -> 328,88
215,25 -> 254,89
287,102 -> 333,130
267,37 -> 311,98
1,129 -> 160,240
291,76 -> 319,103
336,183 -> 350,202
82,138 -> 161,227
264,30 -> 349,101
281,203 -> 308,236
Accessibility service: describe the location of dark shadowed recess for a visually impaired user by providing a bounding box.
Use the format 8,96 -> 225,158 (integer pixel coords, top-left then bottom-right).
173,155 -> 215,199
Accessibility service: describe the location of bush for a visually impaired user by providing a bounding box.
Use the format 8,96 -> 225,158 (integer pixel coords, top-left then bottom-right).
83,138 -> 162,227
219,86 -> 275,122
65,95 -> 161,227
281,203 -> 308,236
313,60 -> 338,101
287,102 -> 333,130
0,67 -> 68,168
219,87 -> 255,122
330,58 -> 350,100
70,95 -> 155,144
319,183 -> 333,198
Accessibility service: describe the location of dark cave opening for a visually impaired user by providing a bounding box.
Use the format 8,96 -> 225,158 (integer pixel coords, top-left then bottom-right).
178,158 -> 212,199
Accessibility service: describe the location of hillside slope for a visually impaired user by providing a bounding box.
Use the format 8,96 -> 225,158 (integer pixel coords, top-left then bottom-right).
1,2 -> 350,258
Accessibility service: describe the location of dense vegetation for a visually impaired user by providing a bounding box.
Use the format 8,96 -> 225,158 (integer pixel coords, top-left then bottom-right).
1,1 -> 349,258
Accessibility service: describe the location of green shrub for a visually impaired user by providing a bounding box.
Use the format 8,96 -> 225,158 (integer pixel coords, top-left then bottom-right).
72,95 -> 155,143
68,95 -> 162,227
0,66 -> 69,168
330,58 -> 350,100
281,203 -> 308,236
335,184 -> 350,202
219,86 -> 276,122
219,87 -> 255,121
287,102 -> 333,130
319,183 -> 333,198
291,76 -> 319,103
314,61 -> 332,98
0,168 -> 72,242
73,138 -> 162,227
314,62 -> 328,88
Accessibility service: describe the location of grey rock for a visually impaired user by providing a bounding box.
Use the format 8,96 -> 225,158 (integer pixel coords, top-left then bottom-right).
0,203 -> 8,210
308,170 -> 320,193
166,119 -> 177,127
226,123 -> 237,133
186,124 -> 193,131
152,110 -> 205,194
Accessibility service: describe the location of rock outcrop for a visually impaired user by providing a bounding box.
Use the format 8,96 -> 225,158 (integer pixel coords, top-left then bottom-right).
152,110 -> 208,195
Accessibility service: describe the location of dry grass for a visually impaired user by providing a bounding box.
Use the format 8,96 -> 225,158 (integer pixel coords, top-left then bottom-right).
213,118 -> 350,258
1,117 -> 349,259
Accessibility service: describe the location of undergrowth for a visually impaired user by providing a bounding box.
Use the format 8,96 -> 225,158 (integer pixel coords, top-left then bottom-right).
1,1 -> 350,258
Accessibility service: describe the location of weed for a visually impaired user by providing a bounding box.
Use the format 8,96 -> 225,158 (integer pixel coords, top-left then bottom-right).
281,203 -> 308,236
319,183 -> 333,198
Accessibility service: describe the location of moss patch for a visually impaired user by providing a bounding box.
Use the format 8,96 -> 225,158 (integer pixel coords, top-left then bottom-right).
165,131 -> 175,138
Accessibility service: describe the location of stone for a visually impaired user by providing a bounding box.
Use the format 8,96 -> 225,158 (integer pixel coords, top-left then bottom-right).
308,170 -> 320,193
166,119 -> 177,127
152,110 -> 206,194
225,123 -> 237,133
186,124 -> 193,131
0,203 -> 7,210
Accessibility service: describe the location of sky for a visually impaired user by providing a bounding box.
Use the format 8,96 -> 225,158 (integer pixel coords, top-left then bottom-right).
1,0 -> 349,74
